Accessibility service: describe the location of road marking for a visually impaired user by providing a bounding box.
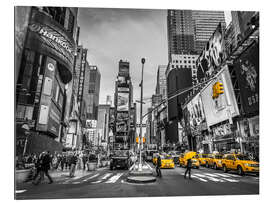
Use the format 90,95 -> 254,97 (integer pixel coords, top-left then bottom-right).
213,173 -> 231,178
82,173 -> 100,182
220,178 -> 239,182
72,182 -> 81,184
92,180 -> 102,184
191,174 -> 208,182
195,173 -> 224,182
225,173 -> 240,178
101,173 -> 113,180
105,173 -> 123,183
16,190 -> 27,194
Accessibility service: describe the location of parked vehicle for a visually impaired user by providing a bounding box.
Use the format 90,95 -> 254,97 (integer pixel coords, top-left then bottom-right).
152,153 -> 159,165
221,153 -> 259,176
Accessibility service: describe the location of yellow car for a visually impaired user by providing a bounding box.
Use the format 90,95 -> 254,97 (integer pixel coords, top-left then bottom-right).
197,154 -> 209,166
221,153 -> 259,176
208,153 -> 224,170
160,154 -> 175,169
179,151 -> 200,169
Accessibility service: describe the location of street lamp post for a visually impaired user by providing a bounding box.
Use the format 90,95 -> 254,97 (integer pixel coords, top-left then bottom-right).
22,124 -> 30,156
139,58 -> 145,171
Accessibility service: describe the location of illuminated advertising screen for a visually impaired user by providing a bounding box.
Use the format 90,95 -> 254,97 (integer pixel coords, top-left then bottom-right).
47,103 -> 61,136
117,112 -> 129,121
116,121 -> 128,132
234,43 -> 259,114
184,94 -> 207,135
117,93 -> 129,111
200,66 -> 239,127
86,120 -> 97,128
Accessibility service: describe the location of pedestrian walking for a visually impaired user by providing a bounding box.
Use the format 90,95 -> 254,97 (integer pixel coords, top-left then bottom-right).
34,151 -> 53,184
156,154 -> 162,177
184,158 -> 192,179
69,152 -> 78,177
82,153 -> 87,170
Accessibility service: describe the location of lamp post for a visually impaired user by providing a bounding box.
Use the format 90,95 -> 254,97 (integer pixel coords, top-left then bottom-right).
22,124 -> 30,156
138,58 -> 145,171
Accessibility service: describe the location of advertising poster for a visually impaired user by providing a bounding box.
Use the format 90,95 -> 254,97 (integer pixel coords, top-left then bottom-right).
184,94 -> 207,136
234,43 -> 259,114
117,93 -> 129,111
201,66 -> 239,127
116,121 -> 128,132
117,112 -> 129,121
86,120 -> 97,128
47,103 -> 61,136
196,23 -> 227,79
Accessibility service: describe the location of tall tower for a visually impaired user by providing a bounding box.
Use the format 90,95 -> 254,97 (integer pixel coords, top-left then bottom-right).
192,10 -> 226,53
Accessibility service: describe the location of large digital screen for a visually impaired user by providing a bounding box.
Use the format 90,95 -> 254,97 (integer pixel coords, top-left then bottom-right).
117,93 -> 129,111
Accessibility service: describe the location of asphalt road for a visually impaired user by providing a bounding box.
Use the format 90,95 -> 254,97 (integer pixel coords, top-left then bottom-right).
15,163 -> 259,199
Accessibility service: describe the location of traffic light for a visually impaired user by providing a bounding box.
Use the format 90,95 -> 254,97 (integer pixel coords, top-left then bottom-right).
143,137 -> 146,143
136,137 -> 139,143
212,82 -> 224,99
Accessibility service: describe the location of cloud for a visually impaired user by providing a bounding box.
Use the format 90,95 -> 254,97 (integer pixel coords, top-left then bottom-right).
78,7 -> 168,105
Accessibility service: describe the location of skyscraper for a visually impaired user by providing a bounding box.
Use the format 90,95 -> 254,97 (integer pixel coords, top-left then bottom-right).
192,10 -> 226,53
167,10 -> 195,61
167,9 -> 226,57
88,65 -> 101,120
156,65 -> 167,99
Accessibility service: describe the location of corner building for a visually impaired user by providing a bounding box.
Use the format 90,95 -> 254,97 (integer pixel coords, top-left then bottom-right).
16,7 -> 78,155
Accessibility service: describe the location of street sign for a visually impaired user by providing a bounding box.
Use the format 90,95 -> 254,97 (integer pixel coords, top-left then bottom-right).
136,123 -> 147,128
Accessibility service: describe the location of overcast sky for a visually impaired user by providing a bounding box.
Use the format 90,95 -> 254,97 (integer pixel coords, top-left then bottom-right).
77,8 -> 231,118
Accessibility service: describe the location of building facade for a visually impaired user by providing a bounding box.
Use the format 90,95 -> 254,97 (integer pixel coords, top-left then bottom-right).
16,7 -> 78,155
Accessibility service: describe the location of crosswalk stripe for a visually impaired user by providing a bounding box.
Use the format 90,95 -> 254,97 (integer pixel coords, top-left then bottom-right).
105,173 -> 123,183
220,178 -> 239,182
101,173 -> 113,180
213,173 -> 231,178
195,173 -> 224,182
16,190 -> 27,193
82,173 -> 100,182
92,180 -> 102,184
191,175 -> 208,182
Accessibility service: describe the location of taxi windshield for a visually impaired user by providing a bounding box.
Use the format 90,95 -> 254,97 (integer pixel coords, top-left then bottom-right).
161,155 -> 172,160
201,154 -> 208,158
236,154 -> 251,161
215,155 -> 223,159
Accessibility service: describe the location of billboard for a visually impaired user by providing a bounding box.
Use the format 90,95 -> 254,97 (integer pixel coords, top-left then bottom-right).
86,120 -> 97,128
183,94 -> 207,136
117,112 -> 129,121
234,43 -> 259,114
47,103 -> 61,136
196,23 -> 227,80
116,121 -> 128,132
117,93 -> 129,111
200,66 -> 239,127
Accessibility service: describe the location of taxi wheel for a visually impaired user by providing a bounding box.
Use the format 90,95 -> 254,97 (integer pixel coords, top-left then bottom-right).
223,165 -> 227,173
237,166 -> 244,176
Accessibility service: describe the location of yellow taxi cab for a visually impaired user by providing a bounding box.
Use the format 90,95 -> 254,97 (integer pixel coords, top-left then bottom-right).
178,153 -> 185,166
179,151 -> 200,169
221,153 -> 259,176
208,153 -> 224,170
197,154 -> 209,166
152,153 -> 159,165
160,154 -> 175,169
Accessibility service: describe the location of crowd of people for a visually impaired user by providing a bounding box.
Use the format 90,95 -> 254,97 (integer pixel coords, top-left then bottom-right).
16,150 -> 108,185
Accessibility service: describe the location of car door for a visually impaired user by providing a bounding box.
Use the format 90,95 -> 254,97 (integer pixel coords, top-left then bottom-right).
231,154 -> 237,170
225,155 -> 232,169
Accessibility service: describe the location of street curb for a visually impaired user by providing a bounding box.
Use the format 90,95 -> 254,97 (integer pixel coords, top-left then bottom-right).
126,176 -> 156,183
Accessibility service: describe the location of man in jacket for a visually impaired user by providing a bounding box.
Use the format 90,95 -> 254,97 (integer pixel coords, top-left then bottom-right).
156,154 -> 162,177
33,151 -> 53,184
184,158 -> 192,179
69,152 -> 78,177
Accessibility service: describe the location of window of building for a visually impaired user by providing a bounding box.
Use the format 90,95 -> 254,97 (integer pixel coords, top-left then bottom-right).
184,60 -> 186,63
42,7 -> 66,27
188,61 -> 191,63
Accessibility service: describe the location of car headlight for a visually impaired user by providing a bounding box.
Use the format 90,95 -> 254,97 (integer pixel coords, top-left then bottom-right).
218,160 -> 222,164
245,163 -> 252,167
